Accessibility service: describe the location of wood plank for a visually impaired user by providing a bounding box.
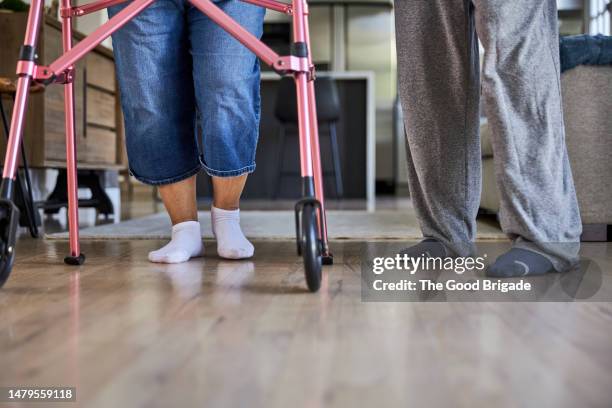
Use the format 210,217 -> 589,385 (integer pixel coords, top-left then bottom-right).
86,87 -> 116,129
43,24 -> 85,161
44,16 -> 115,59
0,13 -> 28,79
86,53 -> 116,92
0,13 -> 46,166
0,240 -> 611,407
81,126 -> 117,164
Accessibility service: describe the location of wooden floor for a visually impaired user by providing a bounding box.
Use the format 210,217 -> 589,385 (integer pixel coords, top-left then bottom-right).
1,238 -> 612,407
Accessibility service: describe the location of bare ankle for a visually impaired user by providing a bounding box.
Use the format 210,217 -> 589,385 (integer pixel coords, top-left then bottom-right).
212,202 -> 239,211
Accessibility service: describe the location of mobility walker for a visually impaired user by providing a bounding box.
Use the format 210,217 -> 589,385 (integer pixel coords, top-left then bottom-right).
0,0 -> 332,291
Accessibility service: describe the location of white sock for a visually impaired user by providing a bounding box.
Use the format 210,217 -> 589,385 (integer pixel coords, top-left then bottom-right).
148,220 -> 203,264
211,206 -> 254,259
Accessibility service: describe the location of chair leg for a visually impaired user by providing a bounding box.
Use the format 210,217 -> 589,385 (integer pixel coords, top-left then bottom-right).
19,149 -> 39,237
0,96 -> 39,237
272,125 -> 286,199
13,95 -> 40,237
329,122 -> 343,198
0,97 -> 8,137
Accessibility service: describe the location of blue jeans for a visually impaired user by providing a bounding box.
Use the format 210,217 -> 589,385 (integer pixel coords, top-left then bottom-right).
108,0 -> 265,185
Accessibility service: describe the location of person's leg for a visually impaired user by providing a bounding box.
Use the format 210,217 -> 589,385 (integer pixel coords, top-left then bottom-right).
210,175 -> 253,259
109,0 -> 203,263
473,0 -> 582,275
394,0 -> 481,257
147,175 -> 203,264
212,175 -> 247,211
188,0 -> 265,259
159,175 -> 198,224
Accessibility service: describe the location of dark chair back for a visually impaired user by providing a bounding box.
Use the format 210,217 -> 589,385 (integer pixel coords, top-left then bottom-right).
274,76 -> 341,123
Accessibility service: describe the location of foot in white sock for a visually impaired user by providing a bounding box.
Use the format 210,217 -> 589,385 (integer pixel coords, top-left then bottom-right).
148,220 -> 203,264
212,206 -> 254,259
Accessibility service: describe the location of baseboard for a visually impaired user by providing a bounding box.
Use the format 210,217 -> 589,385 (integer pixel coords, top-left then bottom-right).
581,224 -> 609,242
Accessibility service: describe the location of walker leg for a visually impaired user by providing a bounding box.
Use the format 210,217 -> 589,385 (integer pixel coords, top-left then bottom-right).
305,80 -> 333,264
0,0 -> 45,287
294,73 -> 315,196
294,71 -> 322,292
291,0 -> 324,291
61,0 -> 85,265
302,6 -> 332,265
1,77 -> 31,195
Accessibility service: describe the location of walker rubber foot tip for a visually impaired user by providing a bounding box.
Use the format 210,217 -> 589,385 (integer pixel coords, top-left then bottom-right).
64,253 -> 86,265
322,254 -> 333,265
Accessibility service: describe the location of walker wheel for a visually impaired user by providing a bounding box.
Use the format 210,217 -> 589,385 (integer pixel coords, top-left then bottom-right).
0,199 -> 20,288
301,204 -> 322,292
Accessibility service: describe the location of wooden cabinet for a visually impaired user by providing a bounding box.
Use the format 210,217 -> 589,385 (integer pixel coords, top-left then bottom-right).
0,14 -> 126,170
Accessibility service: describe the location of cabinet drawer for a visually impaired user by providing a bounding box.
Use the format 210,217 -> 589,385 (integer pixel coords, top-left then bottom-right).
43,26 -> 85,162
0,14 -> 123,169
86,87 -> 116,129
86,53 -> 116,92
81,127 -> 117,164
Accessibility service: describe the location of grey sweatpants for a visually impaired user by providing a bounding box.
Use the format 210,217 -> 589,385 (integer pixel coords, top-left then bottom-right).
394,0 -> 582,271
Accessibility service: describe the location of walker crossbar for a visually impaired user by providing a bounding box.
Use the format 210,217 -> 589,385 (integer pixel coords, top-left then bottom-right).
0,0 -> 331,291
60,0 -> 292,18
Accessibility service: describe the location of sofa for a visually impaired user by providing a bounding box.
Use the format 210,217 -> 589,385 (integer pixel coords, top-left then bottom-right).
480,65 -> 612,239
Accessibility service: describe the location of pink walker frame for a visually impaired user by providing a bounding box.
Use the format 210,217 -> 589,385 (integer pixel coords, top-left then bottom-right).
0,0 -> 332,289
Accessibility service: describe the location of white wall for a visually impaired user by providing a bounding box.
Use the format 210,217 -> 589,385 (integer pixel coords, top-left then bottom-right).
588,0 -> 612,34
74,0 -> 112,48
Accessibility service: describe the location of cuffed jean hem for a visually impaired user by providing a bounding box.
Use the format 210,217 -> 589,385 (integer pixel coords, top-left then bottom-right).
129,164 -> 202,186
202,163 -> 256,178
